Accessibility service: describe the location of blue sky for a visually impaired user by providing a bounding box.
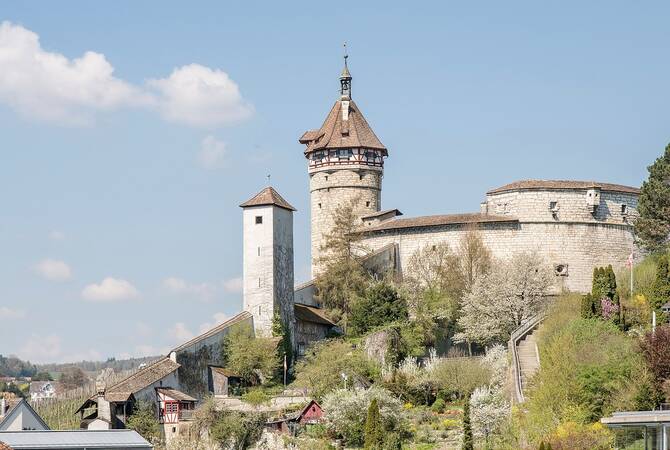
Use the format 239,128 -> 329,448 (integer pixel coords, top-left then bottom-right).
1,1 -> 668,363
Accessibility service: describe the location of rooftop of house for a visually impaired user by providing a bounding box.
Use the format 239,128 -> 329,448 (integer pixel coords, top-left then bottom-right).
294,304 -> 337,327
0,399 -> 49,431
239,187 -> 296,212
155,388 -> 197,403
362,213 -> 518,233
487,179 -> 640,195
0,430 -> 152,449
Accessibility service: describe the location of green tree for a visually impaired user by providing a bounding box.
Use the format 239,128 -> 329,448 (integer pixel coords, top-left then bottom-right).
350,282 -> 408,336
292,339 -> 377,400
364,398 -> 384,449
272,313 -> 293,383
126,401 -> 161,444
32,371 -> 53,381
636,144 -> 670,253
223,324 -> 280,385
315,197 -> 372,331
210,411 -> 266,449
651,254 -> 670,312
462,392 -> 473,450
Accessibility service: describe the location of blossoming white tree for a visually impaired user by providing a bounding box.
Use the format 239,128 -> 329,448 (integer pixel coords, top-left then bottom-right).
456,252 -> 553,346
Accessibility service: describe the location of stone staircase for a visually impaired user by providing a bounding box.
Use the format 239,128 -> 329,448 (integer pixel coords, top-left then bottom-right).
516,329 -> 540,391
509,311 -> 546,403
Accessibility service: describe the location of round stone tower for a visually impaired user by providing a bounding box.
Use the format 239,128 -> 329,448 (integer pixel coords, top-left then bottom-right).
299,55 -> 388,276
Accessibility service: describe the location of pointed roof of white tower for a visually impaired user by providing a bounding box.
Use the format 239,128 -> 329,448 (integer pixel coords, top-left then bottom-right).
239,186 -> 296,211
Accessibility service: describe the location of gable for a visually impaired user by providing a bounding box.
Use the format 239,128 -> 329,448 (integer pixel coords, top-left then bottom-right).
0,400 -> 49,431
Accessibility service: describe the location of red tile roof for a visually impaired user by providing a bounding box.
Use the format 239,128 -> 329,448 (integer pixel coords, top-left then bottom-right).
487,180 -> 640,195
363,213 -> 518,232
300,100 -> 386,154
0,441 -> 13,450
240,187 -> 296,212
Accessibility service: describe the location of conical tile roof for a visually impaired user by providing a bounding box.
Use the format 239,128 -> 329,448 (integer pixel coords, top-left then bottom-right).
299,99 -> 386,155
239,186 -> 296,211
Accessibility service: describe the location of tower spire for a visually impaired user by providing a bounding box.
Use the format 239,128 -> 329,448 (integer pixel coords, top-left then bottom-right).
340,42 -> 352,99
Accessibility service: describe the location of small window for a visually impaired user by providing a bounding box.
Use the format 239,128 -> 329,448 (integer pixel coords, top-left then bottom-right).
318,203 -> 322,209
258,278 -> 261,287
366,201 -> 370,207
257,247 -> 260,256
325,175 -> 328,181
621,204 -> 628,215
255,216 -> 263,224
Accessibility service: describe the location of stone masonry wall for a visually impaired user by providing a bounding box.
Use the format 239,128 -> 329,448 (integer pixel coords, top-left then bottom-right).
360,188 -> 638,293
310,168 -> 382,276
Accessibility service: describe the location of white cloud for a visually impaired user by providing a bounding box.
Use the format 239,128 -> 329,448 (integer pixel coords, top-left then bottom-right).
82,277 -> 139,302
199,312 -> 229,334
19,334 -> 62,363
223,277 -> 243,293
0,22 -> 253,127
34,258 -> 72,281
48,230 -> 65,241
170,322 -> 194,342
162,276 -> 216,301
197,135 -> 227,169
148,64 -> 253,127
0,21 -> 148,124
0,306 -> 26,320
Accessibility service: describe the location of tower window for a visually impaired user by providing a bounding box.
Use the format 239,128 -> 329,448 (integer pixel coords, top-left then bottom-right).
257,247 -> 261,256
255,216 -> 263,224
366,201 -> 370,207
325,176 -> 328,181
258,278 -> 261,287
318,203 -> 322,209
621,204 -> 628,215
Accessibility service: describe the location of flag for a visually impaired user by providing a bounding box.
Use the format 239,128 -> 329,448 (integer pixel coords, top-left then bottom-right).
626,252 -> 634,268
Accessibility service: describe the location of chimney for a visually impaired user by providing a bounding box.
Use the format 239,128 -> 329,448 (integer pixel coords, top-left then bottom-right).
480,202 -> 488,215
95,375 -> 111,423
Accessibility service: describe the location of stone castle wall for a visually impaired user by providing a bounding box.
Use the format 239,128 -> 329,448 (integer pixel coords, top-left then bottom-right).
310,167 -> 382,275
360,188 -> 639,293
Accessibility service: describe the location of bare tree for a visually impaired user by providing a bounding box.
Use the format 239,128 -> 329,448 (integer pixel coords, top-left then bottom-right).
457,226 -> 492,294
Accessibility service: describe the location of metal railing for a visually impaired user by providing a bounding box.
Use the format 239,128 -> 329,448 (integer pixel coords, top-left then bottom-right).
509,310 -> 547,404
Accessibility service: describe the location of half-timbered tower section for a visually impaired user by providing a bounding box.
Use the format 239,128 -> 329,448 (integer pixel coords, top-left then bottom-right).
299,57 -> 388,276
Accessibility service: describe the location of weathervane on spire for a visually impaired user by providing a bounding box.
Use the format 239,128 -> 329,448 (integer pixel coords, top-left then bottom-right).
340,42 -> 352,99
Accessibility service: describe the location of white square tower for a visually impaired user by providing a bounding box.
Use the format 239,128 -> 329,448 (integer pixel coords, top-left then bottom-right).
240,187 -> 296,340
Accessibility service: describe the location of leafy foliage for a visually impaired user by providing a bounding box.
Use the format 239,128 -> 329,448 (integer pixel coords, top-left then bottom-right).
32,371 -> 53,381
635,143 -> 670,253
650,254 -> 670,312
462,392 -> 473,450
639,325 -> 670,399
322,387 -> 405,447
292,339 -> 378,400
350,282 -> 409,336
0,355 -> 36,378
209,410 -> 266,449
314,197 -> 373,330
223,323 -> 280,385
456,252 -> 553,345
520,295 -> 644,443
364,398 -> 384,449
126,401 -> 161,444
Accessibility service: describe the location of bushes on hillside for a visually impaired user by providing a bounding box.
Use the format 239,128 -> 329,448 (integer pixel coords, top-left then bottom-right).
222,324 -> 280,385
651,254 -> 670,313
639,325 -> 670,406
522,295 -> 644,443
581,266 -> 621,326
322,386 -> 405,448
126,401 -> 161,445
350,282 -> 409,336
292,339 -> 378,400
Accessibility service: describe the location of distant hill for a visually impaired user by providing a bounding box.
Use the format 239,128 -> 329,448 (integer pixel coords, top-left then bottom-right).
0,354 -> 160,378
37,356 -> 161,374
0,354 -> 37,378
